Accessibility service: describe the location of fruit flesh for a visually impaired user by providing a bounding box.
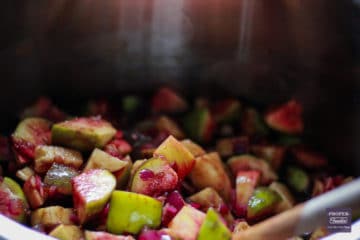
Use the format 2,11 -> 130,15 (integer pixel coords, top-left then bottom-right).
247,187 -> 281,221
235,171 -> 260,217
44,163 -> 78,195
31,206 -> 74,227
197,208 -> 231,240
49,224 -> 83,240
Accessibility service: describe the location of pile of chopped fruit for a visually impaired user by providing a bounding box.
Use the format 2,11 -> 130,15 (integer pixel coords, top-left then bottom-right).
0,88 -> 354,240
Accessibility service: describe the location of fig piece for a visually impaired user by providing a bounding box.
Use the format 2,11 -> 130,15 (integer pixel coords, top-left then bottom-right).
212,99 -> 241,124
106,191 -> 162,234
235,171 -> 260,217
181,139 -> 206,157
130,158 -> 178,197
247,187 -> 281,221
52,117 -> 117,151
34,145 -> 83,174
265,100 -> 303,134
189,152 -> 232,202
269,182 -> 295,213
49,224 -> 83,240
250,145 -> 286,170
154,135 -> 195,180
44,163 -> 79,195
31,206 -> 75,227
85,230 -> 134,240
184,108 -> 215,143
0,177 -> 29,223
156,116 -> 185,139
197,208 -> 231,240
151,87 -> 187,113
72,169 -> 116,224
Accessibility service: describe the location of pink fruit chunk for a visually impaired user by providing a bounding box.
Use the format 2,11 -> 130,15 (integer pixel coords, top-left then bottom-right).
162,191 -> 185,226
23,175 -> 46,209
235,171 -> 260,217
151,87 -> 188,113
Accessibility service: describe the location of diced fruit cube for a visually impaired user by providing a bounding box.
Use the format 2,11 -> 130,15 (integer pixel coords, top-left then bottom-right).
212,99 -> 241,124
241,108 -> 269,136
168,205 -> 205,240
151,87 -> 188,113
265,100 -> 303,134
216,137 -> 249,158
247,187 -> 281,221
197,208 -> 231,240
34,145 -> 83,173
49,224 -> 83,240
188,187 -> 233,225
154,135 -> 195,180
0,177 -> 29,223
44,163 -> 79,195
31,206 -> 74,227
269,182 -> 295,213
85,230 -> 135,240
181,139 -> 206,157
227,155 -> 278,184
16,166 -> 35,181
130,158 -> 178,197
72,169 -> 116,224
52,117 -> 117,151
291,146 -> 328,169
23,175 -> 46,209
162,191 -> 186,226
250,145 -> 285,170
106,191 -> 162,234
138,229 -> 171,240
189,152 -> 232,202
156,116 -> 185,139
105,139 -> 132,159
184,108 -> 215,143
235,171 -> 260,217
286,166 -> 310,194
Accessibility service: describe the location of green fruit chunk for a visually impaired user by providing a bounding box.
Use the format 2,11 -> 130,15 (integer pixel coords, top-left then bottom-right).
85,231 -> 135,240
168,205 -> 205,240
130,158 -> 178,196
13,118 -> 52,145
286,166 -> 310,193
154,135 -> 195,180
184,107 -> 215,143
269,182 -> 295,213
72,169 -> 116,224
241,108 -> 269,136
44,163 -> 79,195
31,206 -> 74,227
189,152 -> 232,202
34,145 -> 83,173
0,177 -> 29,223
52,117 -> 117,151
197,208 -> 231,240
181,139 -> 206,157
49,224 -> 83,240
247,187 -> 281,221
106,191 -> 162,234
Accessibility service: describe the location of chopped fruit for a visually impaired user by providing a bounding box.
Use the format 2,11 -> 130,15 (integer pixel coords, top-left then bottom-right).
0,177 -> 29,223
162,191 -> 186,226
250,145 -> 286,170
198,208 -> 231,240
153,135 -> 195,180
151,87 -> 187,113
52,117 -> 117,151
235,171 -> 260,217
49,224 -> 83,240
184,108 -> 215,143
189,152 -> 232,202
247,187 -> 281,221
156,116 -> 185,139
269,182 -> 295,213
227,155 -> 278,184
291,146 -> 328,169
31,206 -> 74,227
138,229 -> 171,240
44,163 -> 78,195
216,137 -> 249,158
23,175 -> 46,209
233,221 -> 250,234
188,187 -> 234,225
168,205 -> 205,240
286,166 -> 310,194
212,99 -> 241,123
105,139 -> 132,159
265,100 -> 303,134
72,169 -> 116,224
85,230 -> 135,240
106,191 -> 162,234
241,108 -> 269,136
130,159 -> 147,179
181,139 -> 206,157
34,145 -> 83,173
130,158 -> 178,197
12,118 -> 52,164
16,166 -> 35,182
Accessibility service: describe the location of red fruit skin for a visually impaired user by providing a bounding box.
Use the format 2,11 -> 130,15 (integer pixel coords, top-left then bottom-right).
161,191 -> 185,226
105,139 -> 132,159
151,87 -> 187,113
0,181 -> 27,222
23,175 -> 46,209
265,100 -> 304,134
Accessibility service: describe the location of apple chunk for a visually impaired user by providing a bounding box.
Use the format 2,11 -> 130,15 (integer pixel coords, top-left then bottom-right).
130,158 -> 178,197
72,169 -> 116,224
52,117 -> 117,151
106,191 -> 162,234
153,135 -> 195,180
197,208 -> 231,240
